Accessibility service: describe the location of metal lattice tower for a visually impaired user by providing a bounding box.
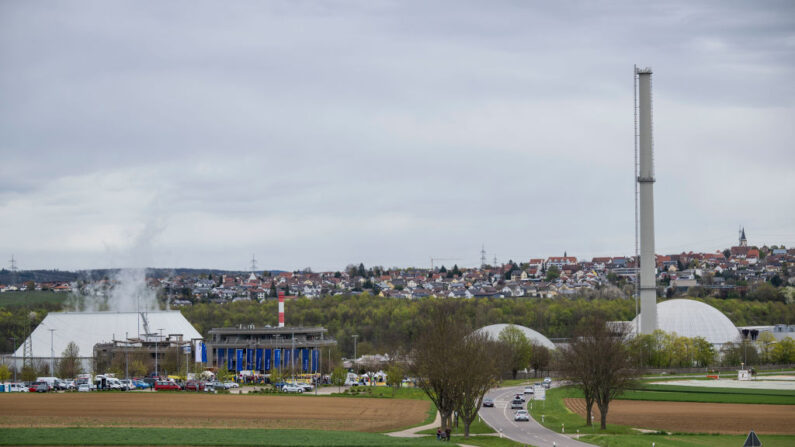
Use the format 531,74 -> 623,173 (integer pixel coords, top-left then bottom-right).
480,245 -> 487,268
250,254 -> 258,273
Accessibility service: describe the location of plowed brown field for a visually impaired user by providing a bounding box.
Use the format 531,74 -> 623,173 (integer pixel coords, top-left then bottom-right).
565,398 -> 795,434
0,393 -> 430,432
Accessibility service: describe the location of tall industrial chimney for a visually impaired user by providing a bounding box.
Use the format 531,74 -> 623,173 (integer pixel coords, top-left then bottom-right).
636,66 -> 657,334
278,291 -> 285,328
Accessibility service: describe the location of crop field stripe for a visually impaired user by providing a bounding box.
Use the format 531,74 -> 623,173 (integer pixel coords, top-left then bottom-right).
635,384 -> 795,396
0,427 -> 441,446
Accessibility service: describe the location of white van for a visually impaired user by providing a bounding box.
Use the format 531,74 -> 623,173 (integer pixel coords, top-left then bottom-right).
36,377 -> 60,388
6,383 -> 29,392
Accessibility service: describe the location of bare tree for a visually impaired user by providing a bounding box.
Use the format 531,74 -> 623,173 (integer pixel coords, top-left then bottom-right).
559,317 -> 638,429
453,331 -> 502,437
529,343 -> 550,377
411,301 -> 468,431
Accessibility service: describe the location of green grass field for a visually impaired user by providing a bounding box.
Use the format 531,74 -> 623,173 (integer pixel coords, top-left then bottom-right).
0,428 -> 441,446
0,291 -> 69,307
619,384 -> 795,405
527,385 -> 795,446
581,433 -> 795,447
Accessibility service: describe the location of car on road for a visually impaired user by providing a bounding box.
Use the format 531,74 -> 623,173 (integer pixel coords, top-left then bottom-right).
523,386 -> 534,395
514,393 -> 525,403
482,397 -> 494,407
78,383 -> 91,392
514,410 -> 530,421
510,399 -> 523,409
281,384 -> 303,393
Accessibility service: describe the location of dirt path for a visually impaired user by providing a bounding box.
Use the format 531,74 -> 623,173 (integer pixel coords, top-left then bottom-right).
0,393 -> 430,433
565,398 -> 795,435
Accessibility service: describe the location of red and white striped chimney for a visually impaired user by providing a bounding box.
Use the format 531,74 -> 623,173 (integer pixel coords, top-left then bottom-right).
278,290 -> 285,327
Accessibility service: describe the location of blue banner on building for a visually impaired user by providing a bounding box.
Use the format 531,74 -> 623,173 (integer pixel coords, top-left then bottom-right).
302,348 -> 309,372
255,349 -> 263,371
264,349 -> 271,371
274,349 -> 281,369
218,348 -> 226,366
284,348 -> 292,369
311,349 -> 319,372
246,349 -> 253,370
236,349 -> 244,372
201,343 -> 207,363
227,349 -> 233,371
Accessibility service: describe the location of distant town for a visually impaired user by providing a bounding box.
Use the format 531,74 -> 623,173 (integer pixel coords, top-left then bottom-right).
2,230 -> 792,305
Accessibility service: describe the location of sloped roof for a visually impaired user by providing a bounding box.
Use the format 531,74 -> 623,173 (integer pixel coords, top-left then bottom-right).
13,311 -> 202,359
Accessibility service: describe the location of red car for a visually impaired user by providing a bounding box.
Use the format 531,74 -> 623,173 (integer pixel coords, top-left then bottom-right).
29,382 -> 51,393
154,380 -> 181,391
185,380 -> 205,391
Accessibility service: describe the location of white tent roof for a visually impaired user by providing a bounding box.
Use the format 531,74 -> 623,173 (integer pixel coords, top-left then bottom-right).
477,323 -> 556,350
13,311 -> 202,359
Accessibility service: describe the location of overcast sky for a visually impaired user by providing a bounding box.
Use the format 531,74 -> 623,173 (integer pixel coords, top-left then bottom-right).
1,0 -> 794,272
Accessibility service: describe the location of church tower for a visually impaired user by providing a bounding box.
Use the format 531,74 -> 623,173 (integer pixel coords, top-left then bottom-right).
739,227 -> 747,247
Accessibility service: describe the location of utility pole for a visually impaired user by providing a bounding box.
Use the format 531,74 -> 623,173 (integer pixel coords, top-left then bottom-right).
48,329 -> 55,375
352,334 -> 358,373
291,331 -> 295,383
125,332 -> 129,380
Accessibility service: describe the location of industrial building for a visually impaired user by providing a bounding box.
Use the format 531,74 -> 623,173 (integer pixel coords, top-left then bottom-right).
206,325 -> 336,374
8,311 -> 202,373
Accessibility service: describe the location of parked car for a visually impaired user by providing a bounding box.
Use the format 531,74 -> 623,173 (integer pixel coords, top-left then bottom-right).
185,380 -> 205,391
281,384 -> 303,393
154,380 -> 181,391
524,386 -> 534,395
510,399 -> 523,409
133,380 -> 151,390
29,381 -> 50,393
514,410 -> 530,421
205,381 -> 224,391
482,397 -> 494,407
223,381 -> 239,389
78,383 -> 91,392
6,383 -> 29,392
119,379 -> 135,391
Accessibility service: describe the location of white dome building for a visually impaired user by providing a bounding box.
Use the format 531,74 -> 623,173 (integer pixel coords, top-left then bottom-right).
477,323 -> 556,350
631,299 -> 740,345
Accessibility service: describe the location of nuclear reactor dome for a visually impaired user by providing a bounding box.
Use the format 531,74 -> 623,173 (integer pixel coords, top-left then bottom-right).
631,299 -> 739,345
477,323 -> 556,350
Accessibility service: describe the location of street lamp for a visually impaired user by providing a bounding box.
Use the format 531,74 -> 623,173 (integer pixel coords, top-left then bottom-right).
48,329 -> 55,375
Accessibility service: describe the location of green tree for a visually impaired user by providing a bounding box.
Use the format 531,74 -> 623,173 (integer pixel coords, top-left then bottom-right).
545,265 -> 561,282
330,366 -> 347,392
498,325 -> 532,379
386,363 -> 404,393
21,365 -> 37,382
529,343 -> 550,377
57,341 -> 83,378
0,364 -> 10,382
772,337 -> 795,364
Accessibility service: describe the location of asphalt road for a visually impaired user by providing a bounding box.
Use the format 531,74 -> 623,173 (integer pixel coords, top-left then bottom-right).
478,385 -> 594,447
